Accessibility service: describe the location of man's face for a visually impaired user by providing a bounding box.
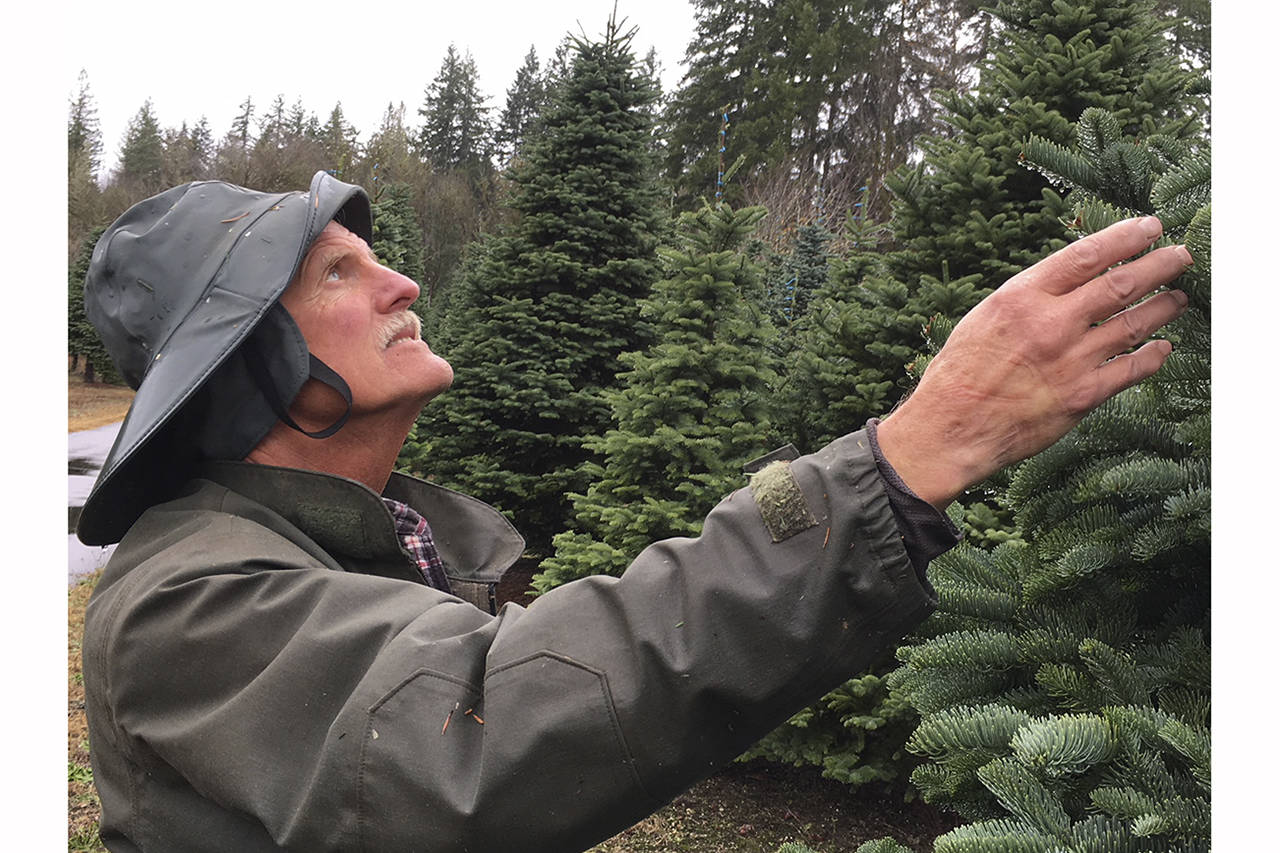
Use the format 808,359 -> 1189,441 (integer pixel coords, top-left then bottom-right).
279,221 -> 453,417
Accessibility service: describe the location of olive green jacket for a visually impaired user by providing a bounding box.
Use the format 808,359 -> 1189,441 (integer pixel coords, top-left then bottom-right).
82,430 -> 937,852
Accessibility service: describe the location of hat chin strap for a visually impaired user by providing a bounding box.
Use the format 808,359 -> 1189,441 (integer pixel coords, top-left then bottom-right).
246,348 -> 353,439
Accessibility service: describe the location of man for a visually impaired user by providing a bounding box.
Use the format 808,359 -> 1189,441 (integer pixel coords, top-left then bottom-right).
78,171 -> 1191,852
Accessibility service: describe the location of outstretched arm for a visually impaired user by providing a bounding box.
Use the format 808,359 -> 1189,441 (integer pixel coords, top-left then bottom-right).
876,216 -> 1192,510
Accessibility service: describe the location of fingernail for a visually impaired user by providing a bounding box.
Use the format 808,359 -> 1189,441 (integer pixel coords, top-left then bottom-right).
1141,216 -> 1163,240
1176,245 -> 1194,266
1172,289 -> 1189,307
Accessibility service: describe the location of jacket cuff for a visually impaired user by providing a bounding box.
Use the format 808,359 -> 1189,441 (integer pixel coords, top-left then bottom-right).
865,417 -> 962,587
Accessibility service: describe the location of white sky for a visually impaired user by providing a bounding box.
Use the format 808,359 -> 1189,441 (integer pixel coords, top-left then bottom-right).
63,0 -> 699,175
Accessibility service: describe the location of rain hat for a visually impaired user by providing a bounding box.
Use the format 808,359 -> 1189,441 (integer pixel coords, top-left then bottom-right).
77,171 -> 373,546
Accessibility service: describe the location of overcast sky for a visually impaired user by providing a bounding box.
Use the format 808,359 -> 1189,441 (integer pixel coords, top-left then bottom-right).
64,0 -> 698,175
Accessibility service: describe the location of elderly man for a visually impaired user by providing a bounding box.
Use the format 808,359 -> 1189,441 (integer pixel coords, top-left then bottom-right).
78,171 -> 1191,852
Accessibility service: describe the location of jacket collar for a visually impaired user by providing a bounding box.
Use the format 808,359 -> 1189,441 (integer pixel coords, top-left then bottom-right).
200,460 -> 525,584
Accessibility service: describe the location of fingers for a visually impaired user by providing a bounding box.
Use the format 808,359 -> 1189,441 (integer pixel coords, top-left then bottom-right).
1082,339 -> 1175,412
1086,288 -> 1187,363
1020,216 -> 1165,296
1074,244 -> 1193,324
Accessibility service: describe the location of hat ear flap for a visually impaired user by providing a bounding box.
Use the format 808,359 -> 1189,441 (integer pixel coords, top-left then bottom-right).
242,305 -> 352,440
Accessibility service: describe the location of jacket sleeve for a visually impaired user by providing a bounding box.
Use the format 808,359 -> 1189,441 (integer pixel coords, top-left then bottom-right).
93,429 -> 937,852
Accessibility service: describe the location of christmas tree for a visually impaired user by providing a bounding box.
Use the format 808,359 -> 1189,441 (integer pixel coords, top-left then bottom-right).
401,14 -> 666,553
784,0 -> 1204,457
874,107 -> 1210,853
369,181 -> 426,290
533,203 -> 777,590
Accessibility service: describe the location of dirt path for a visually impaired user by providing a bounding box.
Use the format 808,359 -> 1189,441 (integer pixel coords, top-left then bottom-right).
68,364 -> 133,433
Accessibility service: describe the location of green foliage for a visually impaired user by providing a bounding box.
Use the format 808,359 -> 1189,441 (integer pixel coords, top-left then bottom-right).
416,44 -> 494,184
740,661 -> 920,790
884,99 -> 1210,852
534,203 -> 776,590
68,225 -> 119,384
370,181 -> 426,288
116,99 -> 166,196
403,15 -> 666,553
855,840 -> 913,853
665,0 -> 985,221
495,46 -> 550,165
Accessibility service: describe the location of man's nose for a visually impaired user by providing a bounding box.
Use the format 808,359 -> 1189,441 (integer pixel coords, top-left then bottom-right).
375,263 -> 421,312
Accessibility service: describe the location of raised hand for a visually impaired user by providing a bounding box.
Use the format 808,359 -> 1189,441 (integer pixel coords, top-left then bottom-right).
876,216 -> 1192,509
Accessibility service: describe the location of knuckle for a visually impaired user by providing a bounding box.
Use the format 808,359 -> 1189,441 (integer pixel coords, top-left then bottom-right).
1063,381 -> 1098,417
1101,267 -> 1136,305
1064,238 -> 1102,279
1117,309 -> 1146,347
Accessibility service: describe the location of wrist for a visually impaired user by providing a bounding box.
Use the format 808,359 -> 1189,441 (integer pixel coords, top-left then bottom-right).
874,405 -> 982,511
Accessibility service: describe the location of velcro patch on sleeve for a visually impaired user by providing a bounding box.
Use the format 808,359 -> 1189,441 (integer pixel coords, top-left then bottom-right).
749,460 -> 818,543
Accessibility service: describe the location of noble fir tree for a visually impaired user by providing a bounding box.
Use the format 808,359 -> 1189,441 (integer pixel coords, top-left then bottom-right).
869,108 -> 1211,853
880,0 -> 1202,301
401,15 -> 666,554
758,0 -> 1206,810
533,203 -> 777,591
370,181 -> 427,291
781,0 -> 1204,490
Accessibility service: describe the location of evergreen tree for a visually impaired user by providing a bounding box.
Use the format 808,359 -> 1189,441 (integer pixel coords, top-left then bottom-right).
68,69 -> 103,181
68,69 -> 104,257
880,0 -> 1202,303
761,0 -> 1205,807
665,0 -> 984,220
319,103 -> 359,178
370,181 -> 427,291
533,204 -> 776,590
767,221 -> 835,336
872,109 -> 1210,853
216,96 -> 256,184
249,94 -> 325,190
115,99 -> 166,197
416,45 -> 494,179
159,120 -> 216,187
402,15 -> 666,554
68,225 -> 117,384
494,46 -> 548,166
353,102 -> 426,190
739,652 -> 923,791
783,0 -> 1203,458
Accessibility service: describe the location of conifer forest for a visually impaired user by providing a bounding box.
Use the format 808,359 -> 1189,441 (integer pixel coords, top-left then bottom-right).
69,1 -> 1211,850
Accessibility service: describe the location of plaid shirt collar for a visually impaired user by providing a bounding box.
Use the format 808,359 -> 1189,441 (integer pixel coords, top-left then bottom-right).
382,498 -> 452,593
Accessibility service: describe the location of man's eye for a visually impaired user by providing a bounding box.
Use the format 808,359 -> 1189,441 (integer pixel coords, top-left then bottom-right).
325,266 -> 341,282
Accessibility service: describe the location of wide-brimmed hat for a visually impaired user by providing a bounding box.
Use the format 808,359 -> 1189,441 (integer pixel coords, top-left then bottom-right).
77,171 -> 372,546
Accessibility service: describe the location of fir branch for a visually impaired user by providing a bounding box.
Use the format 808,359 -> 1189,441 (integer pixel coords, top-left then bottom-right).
976,757 -> 1072,837
1021,134 -> 1099,193
1009,714 -> 1117,778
